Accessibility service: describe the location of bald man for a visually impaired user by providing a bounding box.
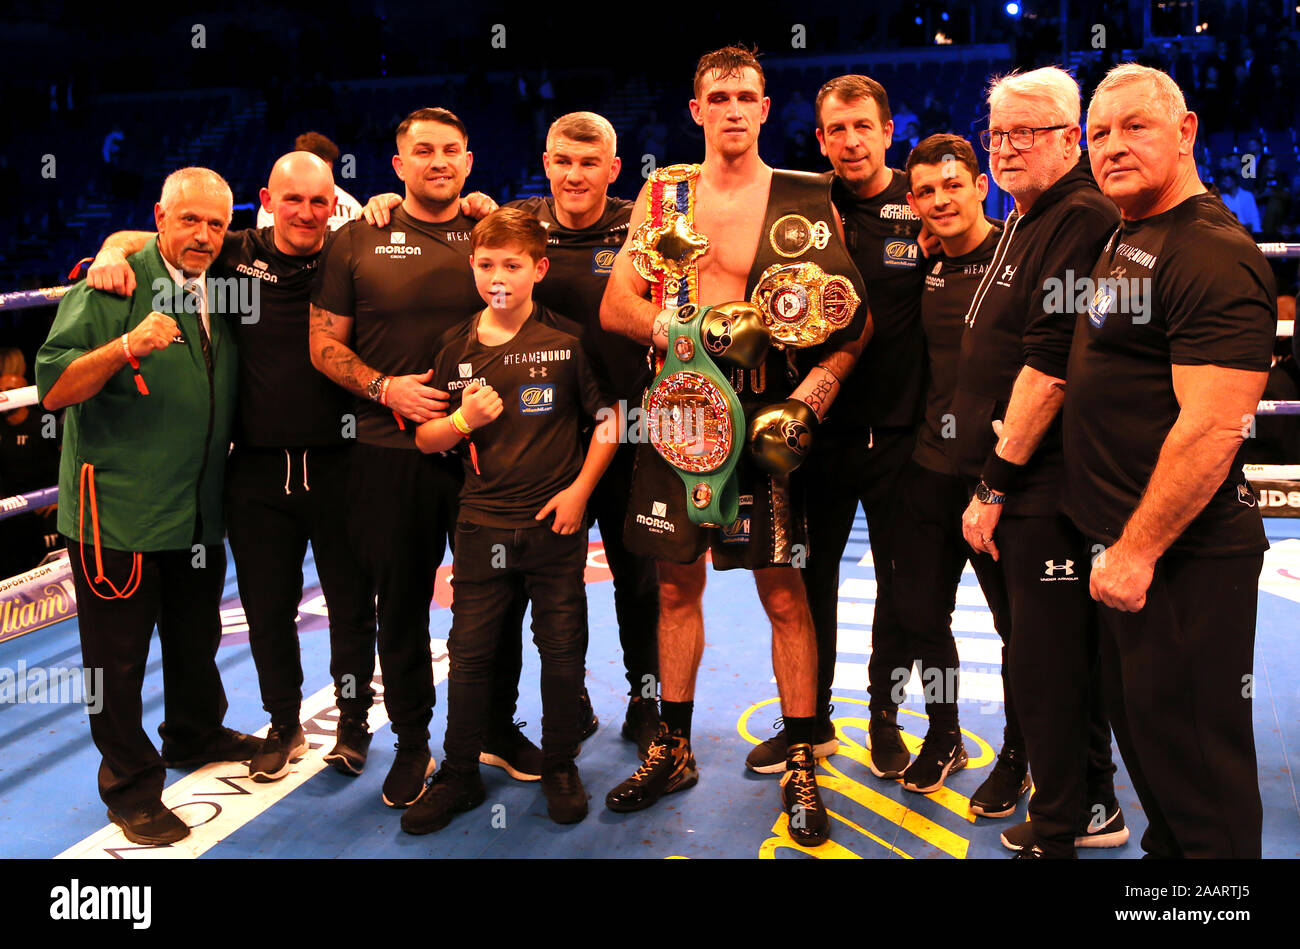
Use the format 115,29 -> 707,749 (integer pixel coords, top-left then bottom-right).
88,152 -> 379,783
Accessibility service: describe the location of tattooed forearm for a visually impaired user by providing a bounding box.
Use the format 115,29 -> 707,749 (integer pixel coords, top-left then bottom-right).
792,364 -> 843,421
318,344 -> 376,397
651,310 -> 672,350
309,304 -> 377,395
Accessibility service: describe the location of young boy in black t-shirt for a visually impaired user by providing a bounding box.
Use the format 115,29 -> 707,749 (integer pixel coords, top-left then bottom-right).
401,208 -> 617,833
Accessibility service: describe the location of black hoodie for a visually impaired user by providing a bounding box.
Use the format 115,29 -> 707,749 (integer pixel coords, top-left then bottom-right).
508,195 -> 647,403
947,153 -> 1119,516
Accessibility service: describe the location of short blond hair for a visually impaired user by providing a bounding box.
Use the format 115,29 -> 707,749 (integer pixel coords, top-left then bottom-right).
546,112 -> 617,156
1089,63 -> 1188,126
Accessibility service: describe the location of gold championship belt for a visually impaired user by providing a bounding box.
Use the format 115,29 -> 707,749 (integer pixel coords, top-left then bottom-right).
749,259 -> 861,349
627,164 -> 708,309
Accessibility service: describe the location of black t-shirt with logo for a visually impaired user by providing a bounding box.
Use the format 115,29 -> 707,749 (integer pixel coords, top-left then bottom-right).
913,222 -> 1003,476
829,169 -> 926,431
213,227 -> 350,448
1063,193 -> 1275,556
312,206 -> 480,449
432,304 -> 611,528
948,155 -> 1118,515
507,196 -> 649,405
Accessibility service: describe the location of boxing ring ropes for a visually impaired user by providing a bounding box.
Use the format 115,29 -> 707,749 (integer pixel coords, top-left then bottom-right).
1,246 -> 1299,643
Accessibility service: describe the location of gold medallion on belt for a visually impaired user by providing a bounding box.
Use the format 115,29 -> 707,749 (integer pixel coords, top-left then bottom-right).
749,260 -> 861,349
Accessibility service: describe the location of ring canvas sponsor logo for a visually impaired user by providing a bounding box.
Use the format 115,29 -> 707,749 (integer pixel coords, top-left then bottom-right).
593,248 -> 617,275
519,384 -> 554,414
636,500 -> 675,533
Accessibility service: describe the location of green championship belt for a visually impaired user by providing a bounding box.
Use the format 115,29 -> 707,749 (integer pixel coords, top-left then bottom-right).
643,304 -> 746,527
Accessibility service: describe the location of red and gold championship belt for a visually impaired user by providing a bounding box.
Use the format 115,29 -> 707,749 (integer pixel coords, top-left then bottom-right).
749,258 -> 861,349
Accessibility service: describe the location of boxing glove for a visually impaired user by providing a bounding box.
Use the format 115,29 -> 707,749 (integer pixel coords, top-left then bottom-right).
748,399 -> 817,476
698,301 -> 770,369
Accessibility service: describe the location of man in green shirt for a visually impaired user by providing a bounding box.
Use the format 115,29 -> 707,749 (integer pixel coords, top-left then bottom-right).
36,167 -> 260,846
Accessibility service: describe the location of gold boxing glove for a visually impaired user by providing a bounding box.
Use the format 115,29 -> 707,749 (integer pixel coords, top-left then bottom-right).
698,301 -> 770,369
747,399 -> 817,476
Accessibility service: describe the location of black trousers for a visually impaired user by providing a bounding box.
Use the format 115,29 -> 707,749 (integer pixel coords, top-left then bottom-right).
226,446 -> 377,726
1097,551 -> 1263,858
587,440 -> 658,695
802,426 -> 914,715
346,443 -> 523,744
889,461 -> 996,729
993,511 -> 1117,856
443,521 -> 588,772
67,537 -> 229,811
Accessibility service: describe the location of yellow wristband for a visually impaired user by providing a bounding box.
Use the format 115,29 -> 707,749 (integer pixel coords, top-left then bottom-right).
449,408 -> 474,437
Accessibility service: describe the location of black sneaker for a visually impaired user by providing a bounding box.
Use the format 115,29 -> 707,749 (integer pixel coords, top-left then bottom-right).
106,803 -> 189,846
162,727 -> 263,769
901,729 -> 968,793
480,721 -> 542,781
621,695 -> 660,759
969,746 -> 1031,818
867,709 -> 909,778
1003,804 -> 1131,850
605,724 -> 698,812
578,688 -> 599,742
381,743 -> 436,808
744,708 -> 840,774
1012,844 -> 1047,859
1080,803 -> 1130,848
249,722 -> 308,783
542,761 -> 589,824
323,715 -> 371,776
400,767 -> 487,835
780,743 -> 830,846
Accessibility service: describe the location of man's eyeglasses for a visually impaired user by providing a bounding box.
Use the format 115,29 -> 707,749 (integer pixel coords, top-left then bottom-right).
980,125 -> 1069,151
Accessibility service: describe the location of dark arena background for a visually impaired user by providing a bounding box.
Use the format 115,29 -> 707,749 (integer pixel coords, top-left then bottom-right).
0,0 -> 1295,926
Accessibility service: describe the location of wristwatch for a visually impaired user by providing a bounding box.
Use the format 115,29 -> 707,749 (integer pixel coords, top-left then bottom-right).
366,374 -> 387,402
974,481 -> 1007,505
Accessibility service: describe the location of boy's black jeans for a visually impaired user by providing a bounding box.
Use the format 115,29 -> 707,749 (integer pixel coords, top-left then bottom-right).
442,519 -> 588,773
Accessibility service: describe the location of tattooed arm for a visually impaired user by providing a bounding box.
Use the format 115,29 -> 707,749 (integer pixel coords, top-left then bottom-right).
309,304 -> 448,421
790,305 -> 874,421
309,304 -> 377,397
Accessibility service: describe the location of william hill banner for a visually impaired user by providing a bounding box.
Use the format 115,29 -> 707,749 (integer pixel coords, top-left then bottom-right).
0,555 -> 77,644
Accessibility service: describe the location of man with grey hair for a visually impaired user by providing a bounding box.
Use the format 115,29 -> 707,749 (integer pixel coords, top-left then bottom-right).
36,166 -> 260,846
87,151 -> 381,786
949,67 -> 1124,858
1066,64 -> 1273,858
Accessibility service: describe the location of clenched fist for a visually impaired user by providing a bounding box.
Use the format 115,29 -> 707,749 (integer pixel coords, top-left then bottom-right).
127,312 -> 180,358
460,380 -> 503,429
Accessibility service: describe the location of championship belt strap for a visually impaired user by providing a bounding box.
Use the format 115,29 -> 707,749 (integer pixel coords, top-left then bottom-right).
643,304 -> 745,527
628,164 -> 708,373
